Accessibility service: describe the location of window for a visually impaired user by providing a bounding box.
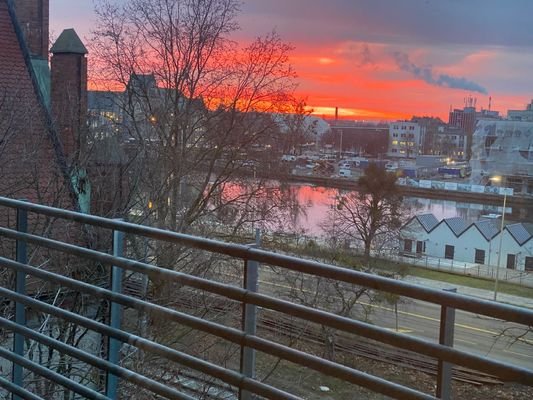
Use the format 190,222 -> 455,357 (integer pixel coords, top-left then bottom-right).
403,239 -> 413,253
391,148 -> 397,153
393,133 -> 398,137
416,241 -> 425,254
525,257 -> 533,271
401,125 -> 406,130
506,254 -> 516,269
401,133 -> 406,138
445,245 -> 454,260
392,140 -> 398,145
393,125 -> 399,129
408,133 -> 414,138
474,249 -> 485,264
409,126 -> 415,130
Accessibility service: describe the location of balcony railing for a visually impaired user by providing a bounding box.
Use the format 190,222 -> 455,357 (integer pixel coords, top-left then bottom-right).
0,196 -> 532,400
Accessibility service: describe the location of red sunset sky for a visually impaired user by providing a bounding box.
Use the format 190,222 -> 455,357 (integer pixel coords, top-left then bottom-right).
50,0 -> 533,121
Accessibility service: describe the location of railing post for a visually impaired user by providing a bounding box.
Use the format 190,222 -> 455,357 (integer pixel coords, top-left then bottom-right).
12,203 -> 27,400
240,229 -> 260,400
436,287 -> 456,399
106,222 -> 124,399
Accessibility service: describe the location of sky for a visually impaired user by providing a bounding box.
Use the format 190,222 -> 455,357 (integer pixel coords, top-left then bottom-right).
49,0 -> 533,121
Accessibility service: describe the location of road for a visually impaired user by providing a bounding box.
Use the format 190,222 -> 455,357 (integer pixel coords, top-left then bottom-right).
251,268 -> 533,370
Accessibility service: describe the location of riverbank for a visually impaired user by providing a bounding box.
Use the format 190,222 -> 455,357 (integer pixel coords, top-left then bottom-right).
280,173 -> 532,207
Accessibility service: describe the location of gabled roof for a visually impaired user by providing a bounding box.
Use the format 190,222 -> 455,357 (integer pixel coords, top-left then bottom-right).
473,219 -> 499,241
442,217 -> 469,236
506,223 -> 533,246
415,213 -> 439,232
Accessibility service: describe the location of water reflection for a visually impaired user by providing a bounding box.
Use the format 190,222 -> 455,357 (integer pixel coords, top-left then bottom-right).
280,183 -> 522,236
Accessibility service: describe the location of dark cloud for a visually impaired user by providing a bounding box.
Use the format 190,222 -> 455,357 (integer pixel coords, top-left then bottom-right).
393,52 -> 488,94
240,0 -> 533,48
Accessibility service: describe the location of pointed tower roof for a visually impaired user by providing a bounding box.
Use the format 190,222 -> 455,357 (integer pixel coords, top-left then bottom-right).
51,28 -> 88,54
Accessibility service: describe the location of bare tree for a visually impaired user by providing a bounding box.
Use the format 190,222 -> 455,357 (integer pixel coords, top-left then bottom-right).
325,164 -> 404,265
276,99 -> 318,155
84,1 -> 305,394
89,0 -> 297,237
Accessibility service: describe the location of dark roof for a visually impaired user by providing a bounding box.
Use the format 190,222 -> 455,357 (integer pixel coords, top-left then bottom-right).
50,28 -> 88,54
443,217 -> 469,236
473,219 -> 499,241
506,223 -> 533,246
415,213 -> 439,232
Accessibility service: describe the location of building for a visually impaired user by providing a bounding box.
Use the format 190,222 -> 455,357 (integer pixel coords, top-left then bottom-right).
388,121 -> 425,158
449,105 -> 477,135
400,214 -> 533,271
448,97 -> 502,160
0,0 -> 85,209
508,99 -> 533,122
325,120 -> 389,157
470,119 -> 533,194
426,125 -> 467,160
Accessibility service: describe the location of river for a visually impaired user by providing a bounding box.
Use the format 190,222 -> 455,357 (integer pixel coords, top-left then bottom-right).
280,183 -> 523,237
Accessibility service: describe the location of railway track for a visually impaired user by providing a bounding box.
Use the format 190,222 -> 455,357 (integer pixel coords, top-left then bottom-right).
159,293 -> 503,387
258,311 -> 502,386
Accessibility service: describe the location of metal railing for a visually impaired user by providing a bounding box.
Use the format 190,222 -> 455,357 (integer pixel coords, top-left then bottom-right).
0,196 -> 532,400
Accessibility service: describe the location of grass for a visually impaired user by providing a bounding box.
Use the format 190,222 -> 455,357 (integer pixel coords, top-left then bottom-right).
405,264 -> 533,299
262,239 -> 533,301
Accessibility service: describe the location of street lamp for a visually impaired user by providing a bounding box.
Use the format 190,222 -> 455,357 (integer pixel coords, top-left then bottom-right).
490,176 -> 508,301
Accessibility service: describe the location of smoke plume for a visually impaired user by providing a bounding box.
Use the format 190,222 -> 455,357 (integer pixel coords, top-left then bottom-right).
393,51 -> 488,94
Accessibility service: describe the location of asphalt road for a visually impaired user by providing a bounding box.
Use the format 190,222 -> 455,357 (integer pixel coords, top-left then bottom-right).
253,268 -> 533,371
363,298 -> 533,370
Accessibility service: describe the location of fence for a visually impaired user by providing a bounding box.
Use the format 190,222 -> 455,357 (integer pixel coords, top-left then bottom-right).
0,196 -> 532,400
393,252 -> 533,287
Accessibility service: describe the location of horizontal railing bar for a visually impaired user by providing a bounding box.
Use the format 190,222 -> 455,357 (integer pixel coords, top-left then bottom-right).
0,317 -> 195,400
0,347 -> 110,400
1,256 -> 531,384
2,224 -> 533,332
0,288 -> 299,400
0,376 -> 44,400
0,198 -> 531,326
0,287 -> 434,400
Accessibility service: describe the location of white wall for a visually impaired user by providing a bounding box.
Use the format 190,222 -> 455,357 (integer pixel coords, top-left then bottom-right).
399,219 -> 533,271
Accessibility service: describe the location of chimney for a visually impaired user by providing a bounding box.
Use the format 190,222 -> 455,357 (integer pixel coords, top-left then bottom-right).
50,28 -> 88,160
13,0 -> 49,60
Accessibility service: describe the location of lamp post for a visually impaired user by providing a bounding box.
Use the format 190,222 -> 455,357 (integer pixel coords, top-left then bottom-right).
491,176 -> 507,301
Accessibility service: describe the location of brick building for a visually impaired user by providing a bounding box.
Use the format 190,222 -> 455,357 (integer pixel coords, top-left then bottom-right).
0,0 -> 96,277
0,0 -> 86,208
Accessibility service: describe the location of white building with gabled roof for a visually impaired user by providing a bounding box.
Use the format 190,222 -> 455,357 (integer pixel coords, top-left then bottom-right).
400,214 -> 533,271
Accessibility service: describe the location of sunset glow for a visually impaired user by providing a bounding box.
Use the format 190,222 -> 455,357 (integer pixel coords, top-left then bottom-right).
51,0 -> 533,122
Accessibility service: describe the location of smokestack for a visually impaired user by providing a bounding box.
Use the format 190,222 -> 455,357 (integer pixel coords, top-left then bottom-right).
488,96 -> 492,111
335,107 -> 338,120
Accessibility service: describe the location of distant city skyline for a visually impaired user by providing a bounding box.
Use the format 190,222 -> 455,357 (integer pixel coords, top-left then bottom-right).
50,0 -> 533,121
